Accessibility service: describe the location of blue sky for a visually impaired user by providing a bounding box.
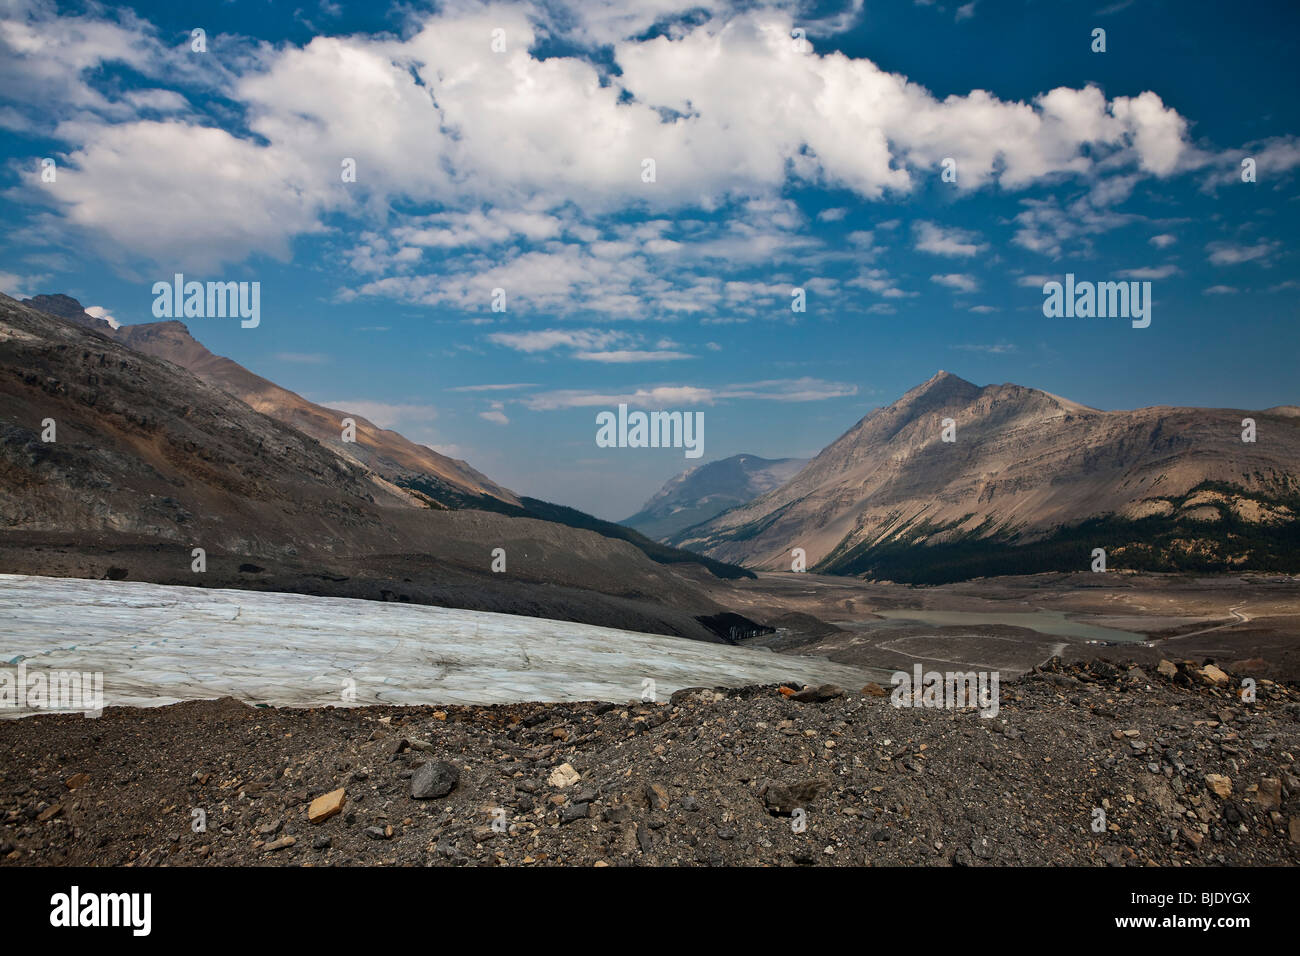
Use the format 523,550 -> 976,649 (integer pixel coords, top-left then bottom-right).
1,0 -> 1298,519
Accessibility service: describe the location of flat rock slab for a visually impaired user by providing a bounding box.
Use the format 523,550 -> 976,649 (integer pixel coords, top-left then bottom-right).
308,788 -> 346,823
0,574 -> 885,716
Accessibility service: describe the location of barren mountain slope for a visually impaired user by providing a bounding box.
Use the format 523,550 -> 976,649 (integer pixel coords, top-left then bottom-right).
114,319 -> 518,509
674,371 -> 1300,581
0,293 -> 416,549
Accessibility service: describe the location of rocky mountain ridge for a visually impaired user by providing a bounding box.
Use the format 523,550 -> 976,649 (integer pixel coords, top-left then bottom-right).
673,371 -> 1300,582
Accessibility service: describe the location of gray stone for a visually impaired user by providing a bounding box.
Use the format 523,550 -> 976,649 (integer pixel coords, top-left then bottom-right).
559,802 -> 589,824
411,760 -> 460,800
792,683 -> 845,703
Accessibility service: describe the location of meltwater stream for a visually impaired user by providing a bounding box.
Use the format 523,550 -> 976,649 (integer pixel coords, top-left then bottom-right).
873,609 -> 1147,643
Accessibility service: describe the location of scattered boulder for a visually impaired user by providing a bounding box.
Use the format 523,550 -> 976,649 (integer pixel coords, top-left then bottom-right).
670,686 -> 713,706
547,763 -> 580,789
393,737 -> 435,755
543,764 -> 579,790
1098,845 -> 1135,867
644,783 -> 670,811
1251,778 -> 1282,811
559,803 -> 589,824
762,779 -> 827,815
1205,773 -> 1233,798
411,761 -> 459,800
308,788 -> 346,823
1199,664 -> 1230,687
793,684 -> 844,703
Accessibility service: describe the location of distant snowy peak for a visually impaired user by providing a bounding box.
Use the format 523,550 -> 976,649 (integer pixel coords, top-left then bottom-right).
623,454 -> 809,542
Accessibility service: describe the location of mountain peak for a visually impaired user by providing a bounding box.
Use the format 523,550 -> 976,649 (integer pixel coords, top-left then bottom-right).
120,319 -> 194,339
895,369 -> 981,408
23,293 -> 86,314
625,453 -> 810,542
925,369 -> 971,387
21,293 -> 116,333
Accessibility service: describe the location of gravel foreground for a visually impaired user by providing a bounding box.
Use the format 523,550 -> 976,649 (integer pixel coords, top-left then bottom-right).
2,658 -> 1298,867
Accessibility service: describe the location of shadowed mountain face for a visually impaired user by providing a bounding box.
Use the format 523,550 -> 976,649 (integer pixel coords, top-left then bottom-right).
623,454 -> 809,542
674,371 -> 1300,582
0,293 -> 748,640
